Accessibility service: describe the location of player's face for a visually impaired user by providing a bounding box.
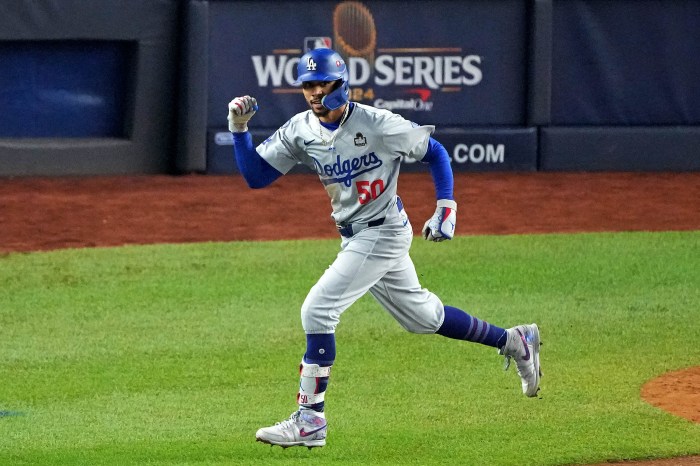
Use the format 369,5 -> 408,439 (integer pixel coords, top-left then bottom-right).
301,80 -> 336,118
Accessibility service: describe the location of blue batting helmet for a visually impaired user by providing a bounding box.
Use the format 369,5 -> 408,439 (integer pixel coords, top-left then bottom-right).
295,48 -> 349,111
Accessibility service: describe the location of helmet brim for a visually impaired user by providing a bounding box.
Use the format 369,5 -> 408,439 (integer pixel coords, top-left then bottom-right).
294,74 -> 343,86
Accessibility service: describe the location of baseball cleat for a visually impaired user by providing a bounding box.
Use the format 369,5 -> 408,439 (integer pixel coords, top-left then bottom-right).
498,323 -> 541,397
256,410 -> 327,448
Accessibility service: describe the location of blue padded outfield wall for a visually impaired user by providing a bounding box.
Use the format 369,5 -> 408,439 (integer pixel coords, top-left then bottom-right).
0,0 -> 698,176
0,41 -> 133,138
0,0 -> 179,176
540,0 -> 700,170
200,0 -> 700,174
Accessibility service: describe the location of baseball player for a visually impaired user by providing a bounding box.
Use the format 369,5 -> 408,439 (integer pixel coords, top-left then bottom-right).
228,47 -> 541,449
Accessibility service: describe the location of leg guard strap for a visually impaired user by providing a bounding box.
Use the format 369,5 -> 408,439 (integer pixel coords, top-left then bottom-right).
300,364 -> 332,378
297,391 -> 326,405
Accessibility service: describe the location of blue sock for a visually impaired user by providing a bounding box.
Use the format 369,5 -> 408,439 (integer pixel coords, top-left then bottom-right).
305,333 -> 336,365
437,305 -> 507,348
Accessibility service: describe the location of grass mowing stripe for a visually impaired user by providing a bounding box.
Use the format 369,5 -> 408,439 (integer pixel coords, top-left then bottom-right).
0,231 -> 698,465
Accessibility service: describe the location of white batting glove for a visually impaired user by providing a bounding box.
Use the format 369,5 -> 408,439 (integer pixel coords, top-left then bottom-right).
227,95 -> 258,133
422,199 -> 457,242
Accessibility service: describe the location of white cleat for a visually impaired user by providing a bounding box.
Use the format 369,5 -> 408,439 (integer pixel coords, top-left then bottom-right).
498,323 -> 542,397
256,410 -> 327,449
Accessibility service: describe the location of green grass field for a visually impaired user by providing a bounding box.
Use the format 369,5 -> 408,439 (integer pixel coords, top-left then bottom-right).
1,231 -> 699,465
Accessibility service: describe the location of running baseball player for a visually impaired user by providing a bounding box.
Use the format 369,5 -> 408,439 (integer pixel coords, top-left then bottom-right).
228,47 -> 541,449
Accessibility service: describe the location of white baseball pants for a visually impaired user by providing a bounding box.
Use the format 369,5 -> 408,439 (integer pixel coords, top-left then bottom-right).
301,216 -> 444,334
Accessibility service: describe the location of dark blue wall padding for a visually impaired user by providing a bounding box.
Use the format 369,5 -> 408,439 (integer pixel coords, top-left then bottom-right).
0,0 -> 179,176
0,41 -> 133,138
540,127 -> 700,171
176,0 -> 209,173
527,0 -> 552,126
551,0 -> 700,125
2,0 -> 699,175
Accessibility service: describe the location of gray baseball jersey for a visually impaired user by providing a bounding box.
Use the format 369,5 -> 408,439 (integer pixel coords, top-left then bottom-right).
256,103 -> 434,225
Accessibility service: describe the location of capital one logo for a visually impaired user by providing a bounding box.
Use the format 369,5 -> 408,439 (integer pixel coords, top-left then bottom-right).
306,57 -> 317,71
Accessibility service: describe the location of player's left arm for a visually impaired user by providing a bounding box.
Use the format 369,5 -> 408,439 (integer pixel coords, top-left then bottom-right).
421,137 -> 457,242
232,132 -> 282,189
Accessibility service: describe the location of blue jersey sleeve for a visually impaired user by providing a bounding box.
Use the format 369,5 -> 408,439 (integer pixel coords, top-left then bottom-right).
422,137 -> 454,201
233,132 -> 283,189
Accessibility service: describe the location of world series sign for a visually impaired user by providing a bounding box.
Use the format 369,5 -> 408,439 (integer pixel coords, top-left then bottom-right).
207,0 -> 529,128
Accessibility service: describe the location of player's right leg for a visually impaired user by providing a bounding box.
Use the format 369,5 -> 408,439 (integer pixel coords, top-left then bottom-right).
257,226 -> 410,448
256,334 -> 334,448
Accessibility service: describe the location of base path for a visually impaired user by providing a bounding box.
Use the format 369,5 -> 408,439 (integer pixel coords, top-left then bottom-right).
1,172 -> 698,252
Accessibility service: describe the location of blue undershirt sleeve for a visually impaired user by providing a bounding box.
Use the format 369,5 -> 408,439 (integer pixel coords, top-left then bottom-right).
422,137 -> 454,201
232,132 -> 283,189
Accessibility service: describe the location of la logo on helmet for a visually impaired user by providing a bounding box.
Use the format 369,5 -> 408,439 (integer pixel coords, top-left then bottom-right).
306,57 -> 317,71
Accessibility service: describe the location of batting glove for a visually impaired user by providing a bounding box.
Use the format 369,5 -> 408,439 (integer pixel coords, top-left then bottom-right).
422,199 -> 457,242
227,95 -> 258,133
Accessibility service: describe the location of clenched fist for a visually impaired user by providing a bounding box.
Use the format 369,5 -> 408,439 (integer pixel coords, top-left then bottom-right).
227,95 -> 258,133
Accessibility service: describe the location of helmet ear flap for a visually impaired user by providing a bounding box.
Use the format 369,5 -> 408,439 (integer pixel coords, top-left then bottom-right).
321,78 -> 350,110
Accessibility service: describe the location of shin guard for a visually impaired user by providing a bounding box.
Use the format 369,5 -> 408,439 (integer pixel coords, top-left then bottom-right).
297,360 -> 332,413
